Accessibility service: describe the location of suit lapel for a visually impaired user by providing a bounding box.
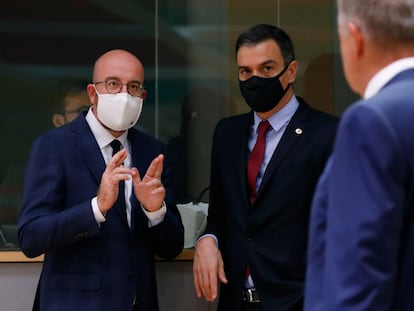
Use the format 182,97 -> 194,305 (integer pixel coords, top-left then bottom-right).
257,99 -> 311,198
70,114 -> 130,227
70,115 -> 106,185
235,113 -> 254,207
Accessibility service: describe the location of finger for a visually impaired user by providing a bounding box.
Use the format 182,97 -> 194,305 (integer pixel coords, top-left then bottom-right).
145,154 -> 164,178
193,268 -> 202,298
130,167 -> 141,183
193,256 -> 212,300
112,169 -> 133,183
207,270 -> 218,301
150,187 -> 165,196
109,149 -> 128,169
218,262 -> 228,284
146,178 -> 162,187
198,265 -> 215,301
152,154 -> 164,178
198,268 -> 210,300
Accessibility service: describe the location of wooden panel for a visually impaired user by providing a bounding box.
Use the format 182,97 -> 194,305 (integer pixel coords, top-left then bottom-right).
0,249 -> 194,263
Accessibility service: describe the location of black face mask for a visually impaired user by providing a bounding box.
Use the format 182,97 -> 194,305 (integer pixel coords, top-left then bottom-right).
239,62 -> 292,113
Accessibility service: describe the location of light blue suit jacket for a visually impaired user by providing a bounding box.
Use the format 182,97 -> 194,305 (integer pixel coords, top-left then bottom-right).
305,69 -> 414,311
18,113 -> 184,311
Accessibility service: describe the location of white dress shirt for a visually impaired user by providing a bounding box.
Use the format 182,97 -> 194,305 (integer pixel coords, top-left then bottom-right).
364,57 -> 414,99
85,108 -> 166,227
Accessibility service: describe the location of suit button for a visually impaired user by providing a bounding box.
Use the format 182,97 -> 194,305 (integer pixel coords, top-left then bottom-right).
128,275 -> 134,282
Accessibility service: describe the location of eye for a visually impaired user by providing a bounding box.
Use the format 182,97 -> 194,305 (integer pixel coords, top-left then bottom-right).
128,82 -> 141,92
239,68 -> 250,76
106,79 -> 120,89
264,65 -> 274,72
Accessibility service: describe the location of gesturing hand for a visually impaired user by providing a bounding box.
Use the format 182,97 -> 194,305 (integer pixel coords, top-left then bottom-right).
131,154 -> 166,212
97,148 -> 131,214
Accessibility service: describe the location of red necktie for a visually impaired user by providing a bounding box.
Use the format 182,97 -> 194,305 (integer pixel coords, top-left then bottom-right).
245,121 -> 270,281
247,120 -> 271,203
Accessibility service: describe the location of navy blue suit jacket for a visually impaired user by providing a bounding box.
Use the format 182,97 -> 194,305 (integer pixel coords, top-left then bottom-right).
204,98 -> 338,311
18,113 -> 184,311
305,69 -> 414,311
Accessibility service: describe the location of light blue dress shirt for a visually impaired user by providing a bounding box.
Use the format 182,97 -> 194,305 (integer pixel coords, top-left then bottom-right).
249,96 -> 299,191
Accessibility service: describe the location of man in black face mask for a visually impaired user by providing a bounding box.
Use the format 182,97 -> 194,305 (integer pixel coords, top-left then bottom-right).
193,24 -> 339,311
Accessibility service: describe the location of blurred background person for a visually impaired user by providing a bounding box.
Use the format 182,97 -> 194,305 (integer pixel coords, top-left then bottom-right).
0,84 -> 91,248
52,86 -> 91,127
305,0 -> 414,310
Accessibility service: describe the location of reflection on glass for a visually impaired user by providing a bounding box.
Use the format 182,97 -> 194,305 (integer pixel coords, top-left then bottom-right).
0,0 -> 343,252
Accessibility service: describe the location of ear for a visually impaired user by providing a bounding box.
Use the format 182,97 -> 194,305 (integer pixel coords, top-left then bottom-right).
87,84 -> 97,103
287,60 -> 299,83
52,114 -> 65,128
348,22 -> 364,58
86,84 -> 99,112
141,89 -> 147,101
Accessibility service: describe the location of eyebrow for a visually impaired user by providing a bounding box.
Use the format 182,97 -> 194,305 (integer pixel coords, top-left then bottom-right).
260,60 -> 278,66
238,59 -> 278,70
105,76 -> 143,84
104,76 -> 120,80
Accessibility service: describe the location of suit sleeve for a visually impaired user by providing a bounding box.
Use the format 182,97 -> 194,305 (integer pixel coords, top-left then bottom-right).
18,134 -> 100,258
202,120 -> 226,245
147,148 -> 185,260
322,104 -> 406,310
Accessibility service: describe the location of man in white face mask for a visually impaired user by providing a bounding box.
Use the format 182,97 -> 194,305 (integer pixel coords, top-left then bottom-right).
18,49 -> 184,311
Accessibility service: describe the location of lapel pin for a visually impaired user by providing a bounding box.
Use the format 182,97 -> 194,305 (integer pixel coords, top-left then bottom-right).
295,128 -> 303,135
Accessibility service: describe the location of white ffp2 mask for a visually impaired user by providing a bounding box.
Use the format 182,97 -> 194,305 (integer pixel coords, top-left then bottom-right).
96,91 -> 143,131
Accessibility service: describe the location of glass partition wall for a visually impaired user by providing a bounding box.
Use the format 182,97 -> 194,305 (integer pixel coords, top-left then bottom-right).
0,0 -> 357,250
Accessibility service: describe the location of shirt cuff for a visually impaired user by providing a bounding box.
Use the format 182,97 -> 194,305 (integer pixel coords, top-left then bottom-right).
142,201 -> 167,227
92,196 -> 106,224
195,234 -> 218,247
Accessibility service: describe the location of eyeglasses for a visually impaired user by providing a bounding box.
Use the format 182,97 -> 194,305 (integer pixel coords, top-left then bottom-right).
94,78 -> 145,97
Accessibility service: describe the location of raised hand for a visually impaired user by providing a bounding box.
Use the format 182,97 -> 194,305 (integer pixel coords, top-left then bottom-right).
131,154 -> 166,212
97,148 -> 132,214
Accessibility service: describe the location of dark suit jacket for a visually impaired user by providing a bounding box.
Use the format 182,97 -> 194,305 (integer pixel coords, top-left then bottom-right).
18,113 -> 184,311
204,98 -> 338,311
305,69 -> 414,311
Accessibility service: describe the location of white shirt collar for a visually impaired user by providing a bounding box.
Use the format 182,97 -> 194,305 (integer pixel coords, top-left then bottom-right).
364,57 -> 414,99
85,108 -> 128,149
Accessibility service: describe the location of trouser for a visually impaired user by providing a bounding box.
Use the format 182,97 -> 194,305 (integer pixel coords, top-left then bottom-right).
241,297 -> 304,311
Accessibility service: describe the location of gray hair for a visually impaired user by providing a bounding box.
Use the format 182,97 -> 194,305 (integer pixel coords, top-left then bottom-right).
337,0 -> 414,47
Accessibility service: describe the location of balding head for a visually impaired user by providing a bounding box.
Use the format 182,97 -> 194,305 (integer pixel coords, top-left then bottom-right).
87,49 -> 147,105
86,49 -> 147,136
92,49 -> 145,84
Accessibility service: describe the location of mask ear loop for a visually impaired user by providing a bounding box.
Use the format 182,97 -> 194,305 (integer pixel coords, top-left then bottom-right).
276,59 -> 295,97
92,84 -> 101,96
275,59 -> 295,79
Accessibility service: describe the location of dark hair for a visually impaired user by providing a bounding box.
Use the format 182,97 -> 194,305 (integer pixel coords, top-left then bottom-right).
235,24 -> 295,66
